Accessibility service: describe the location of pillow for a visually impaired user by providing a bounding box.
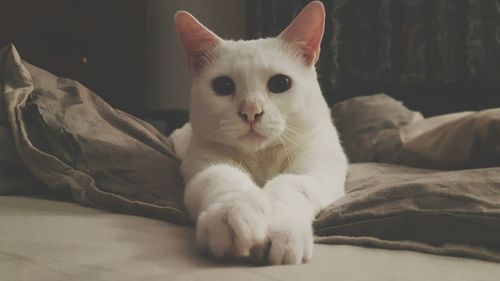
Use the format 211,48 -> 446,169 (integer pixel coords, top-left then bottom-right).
332,94 -> 423,163
333,94 -> 500,169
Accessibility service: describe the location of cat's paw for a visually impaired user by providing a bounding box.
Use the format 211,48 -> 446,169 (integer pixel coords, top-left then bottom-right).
196,190 -> 271,259
265,207 -> 314,265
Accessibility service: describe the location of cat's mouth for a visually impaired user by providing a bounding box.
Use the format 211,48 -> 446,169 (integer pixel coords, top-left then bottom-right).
238,129 -> 267,141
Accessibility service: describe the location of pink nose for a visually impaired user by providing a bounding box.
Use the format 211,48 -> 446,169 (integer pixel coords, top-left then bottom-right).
238,103 -> 264,125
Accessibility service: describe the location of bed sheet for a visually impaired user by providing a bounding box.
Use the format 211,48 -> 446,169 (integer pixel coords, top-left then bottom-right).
1,196 -> 499,281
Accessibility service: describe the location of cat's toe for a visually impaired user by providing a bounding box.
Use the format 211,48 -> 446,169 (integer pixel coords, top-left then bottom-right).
267,216 -> 314,265
268,231 -> 304,265
283,248 -> 301,265
196,200 -> 270,260
227,203 -> 268,256
196,208 -> 234,258
303,232 -> 314,262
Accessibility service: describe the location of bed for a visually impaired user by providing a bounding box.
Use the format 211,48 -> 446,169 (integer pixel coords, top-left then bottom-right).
1,37 -> 500,281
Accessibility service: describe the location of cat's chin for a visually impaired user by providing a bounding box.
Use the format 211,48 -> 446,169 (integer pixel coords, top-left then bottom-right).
237,139 -> 268,152
233,131 -> 275,152
238,130 -> 266,141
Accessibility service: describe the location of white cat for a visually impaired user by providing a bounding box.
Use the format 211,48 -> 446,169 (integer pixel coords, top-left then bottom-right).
172,1 -> 347,265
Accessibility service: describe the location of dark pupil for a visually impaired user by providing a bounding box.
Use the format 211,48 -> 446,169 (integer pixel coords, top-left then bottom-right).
267,74 -> 291,93
212,76 -> 235,96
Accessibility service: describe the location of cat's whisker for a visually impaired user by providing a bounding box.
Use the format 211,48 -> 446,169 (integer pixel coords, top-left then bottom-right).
281,129 -> 306,154
285,125 -> 310,141
280,135 -> 301,153
265,120 -> 284,125
283,128 -> 297,138
280,130 -> 305,152
285,125 -> 307,136
282,130 -> 300,142
219,120 -> 237,126
278,135 -> 293,171
283,126 -> 302,140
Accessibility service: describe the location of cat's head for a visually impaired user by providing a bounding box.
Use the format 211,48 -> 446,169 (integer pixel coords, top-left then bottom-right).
175,1 -> 328,152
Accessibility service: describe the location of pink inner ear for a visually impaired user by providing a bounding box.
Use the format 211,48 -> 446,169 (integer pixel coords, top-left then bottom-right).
279,1 -> 325,66
175,11 -> 221,71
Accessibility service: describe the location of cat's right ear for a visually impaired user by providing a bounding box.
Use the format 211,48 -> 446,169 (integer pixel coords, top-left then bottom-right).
175,11 -> 222,72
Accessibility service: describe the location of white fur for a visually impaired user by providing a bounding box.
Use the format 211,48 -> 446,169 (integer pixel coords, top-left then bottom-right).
174,2 -> 348,265
170,123 -> 192,160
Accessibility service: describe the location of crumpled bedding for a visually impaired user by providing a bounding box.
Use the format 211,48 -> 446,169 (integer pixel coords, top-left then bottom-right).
0,44 -> 188,224
1,44 -> 499,263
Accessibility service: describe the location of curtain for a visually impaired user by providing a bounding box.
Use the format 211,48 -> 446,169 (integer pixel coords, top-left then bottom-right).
247,0 -> 500,106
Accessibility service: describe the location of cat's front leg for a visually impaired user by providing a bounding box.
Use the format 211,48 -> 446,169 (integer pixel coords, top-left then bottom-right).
260,136 -> 348,265
261,175 -> 316,265
184,164 -> 272,259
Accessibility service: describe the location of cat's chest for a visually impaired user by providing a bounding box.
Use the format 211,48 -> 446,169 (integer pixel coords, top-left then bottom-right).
238,147 -> 292,187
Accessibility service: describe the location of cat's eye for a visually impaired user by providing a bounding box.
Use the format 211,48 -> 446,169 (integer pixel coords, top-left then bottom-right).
267,74 -> 291,94
212,76 -> 235,96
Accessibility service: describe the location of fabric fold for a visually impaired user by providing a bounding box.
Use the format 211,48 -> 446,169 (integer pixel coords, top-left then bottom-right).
0,45 -> 189,224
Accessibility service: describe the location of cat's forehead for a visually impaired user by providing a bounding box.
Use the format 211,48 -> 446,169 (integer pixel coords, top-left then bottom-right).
211,38 -> 302,73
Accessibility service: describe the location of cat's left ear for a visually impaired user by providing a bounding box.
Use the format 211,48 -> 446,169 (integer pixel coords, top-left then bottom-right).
278,1 -> 325,66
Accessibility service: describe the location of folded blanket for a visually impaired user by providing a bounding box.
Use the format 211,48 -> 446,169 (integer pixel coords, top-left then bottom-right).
1,45 -> 499,263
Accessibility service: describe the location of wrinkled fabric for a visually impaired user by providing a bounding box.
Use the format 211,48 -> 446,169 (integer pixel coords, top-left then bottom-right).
0,45 -> 189,224
315,163 -> 500,262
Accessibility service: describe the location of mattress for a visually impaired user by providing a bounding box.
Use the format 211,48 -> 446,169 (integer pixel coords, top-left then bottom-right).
1,196 -> 499,281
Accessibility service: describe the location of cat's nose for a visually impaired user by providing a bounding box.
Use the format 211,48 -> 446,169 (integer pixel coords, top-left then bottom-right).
238,103 -> 264,125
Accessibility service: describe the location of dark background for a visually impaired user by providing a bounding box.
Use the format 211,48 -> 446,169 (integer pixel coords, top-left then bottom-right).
1,0 -> 500,119
0,0 -> 146,116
